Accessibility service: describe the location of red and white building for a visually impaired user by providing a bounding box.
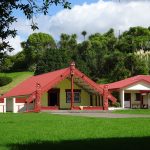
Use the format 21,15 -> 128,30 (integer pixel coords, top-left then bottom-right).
0,62 -> 116,113
107,75 -> 150,109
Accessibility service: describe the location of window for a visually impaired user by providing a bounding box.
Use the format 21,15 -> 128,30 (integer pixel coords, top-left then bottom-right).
135,93 -> 141,101
125,93 -> 131,101
66,89 -> 81,103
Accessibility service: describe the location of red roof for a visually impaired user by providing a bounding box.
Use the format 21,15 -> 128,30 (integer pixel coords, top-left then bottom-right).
106,75 -> 150,90
2,67 -> 70,98
1,66 -> 116,102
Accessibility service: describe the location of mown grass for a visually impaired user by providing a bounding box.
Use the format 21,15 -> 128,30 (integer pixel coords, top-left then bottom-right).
113,109 -> 150,115
0,72 -> 33,95
0,113 -> 150,150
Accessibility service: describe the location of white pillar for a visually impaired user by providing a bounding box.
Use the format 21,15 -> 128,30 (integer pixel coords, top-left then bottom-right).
13,97 -> 17,113
148,93 -> 150,108
4,98 -> 6,113
120,89 -> 124,108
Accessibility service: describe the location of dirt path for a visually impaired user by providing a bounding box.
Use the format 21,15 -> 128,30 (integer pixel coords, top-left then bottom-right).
49,112 -> 150,118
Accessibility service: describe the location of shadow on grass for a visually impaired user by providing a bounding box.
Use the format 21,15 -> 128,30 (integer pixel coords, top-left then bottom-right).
8,137 -> 150,150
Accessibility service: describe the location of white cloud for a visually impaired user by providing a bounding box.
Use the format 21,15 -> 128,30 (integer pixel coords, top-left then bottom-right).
47,0 -> 150,39
9,0 -> 150,53
7,35 -> 23,55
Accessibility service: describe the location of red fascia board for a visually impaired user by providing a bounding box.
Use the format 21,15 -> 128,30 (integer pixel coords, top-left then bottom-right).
41,68 -> 70,94
74,69 -> 116,102
74,69 -> 103,94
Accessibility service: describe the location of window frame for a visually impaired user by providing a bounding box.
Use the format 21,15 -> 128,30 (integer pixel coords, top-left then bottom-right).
65,89 -> 81,103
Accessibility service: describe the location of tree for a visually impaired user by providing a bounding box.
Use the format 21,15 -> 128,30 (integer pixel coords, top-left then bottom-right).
34,48 -> 70,75
58,33 -> 78,60
125,53 -> 149,76
0,0 -> 71,60
117,27 -> 150,53
23,32 -> 56,69
81,31 -> 87,41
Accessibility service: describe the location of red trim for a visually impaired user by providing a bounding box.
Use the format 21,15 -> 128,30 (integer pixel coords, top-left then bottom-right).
16,98 -> 26,103
74,69 -> 103,94
41,69 -> 70,94
74,69 -> 116,103
41,106 -> 59,110
72,106 -> 103,110
140,90 -> 150,93
0,99 -> 4,103
71,75 -> 74,109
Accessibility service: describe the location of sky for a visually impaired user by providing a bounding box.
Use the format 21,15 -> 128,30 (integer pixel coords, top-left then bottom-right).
8,0 -> 150,55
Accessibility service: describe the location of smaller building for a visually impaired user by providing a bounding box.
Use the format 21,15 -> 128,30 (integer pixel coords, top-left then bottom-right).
107,75 -> 150,109
0,62 -> 116,113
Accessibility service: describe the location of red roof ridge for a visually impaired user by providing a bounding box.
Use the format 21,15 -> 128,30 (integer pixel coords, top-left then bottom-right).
33,67 -> 69,77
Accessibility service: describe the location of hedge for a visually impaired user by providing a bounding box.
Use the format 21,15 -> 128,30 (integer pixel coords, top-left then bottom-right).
0,76 -> 12,87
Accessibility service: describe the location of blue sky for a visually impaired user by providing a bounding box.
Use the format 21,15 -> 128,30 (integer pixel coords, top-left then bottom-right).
9,0 -> 150,54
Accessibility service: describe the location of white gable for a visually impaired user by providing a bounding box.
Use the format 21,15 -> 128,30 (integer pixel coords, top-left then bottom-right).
125,81 -> 150,90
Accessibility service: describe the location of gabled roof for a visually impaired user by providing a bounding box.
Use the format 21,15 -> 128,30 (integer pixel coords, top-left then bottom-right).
2,67 -> 70,98
1,65 -> 116,102
106,75 -> 150,90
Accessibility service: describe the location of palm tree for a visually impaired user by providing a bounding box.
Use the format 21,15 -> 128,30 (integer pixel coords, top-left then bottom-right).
81,31 -> 87,41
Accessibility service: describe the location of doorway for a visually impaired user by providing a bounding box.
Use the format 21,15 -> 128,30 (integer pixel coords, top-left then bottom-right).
124,93 -> 131,108
48,89 -> 60,107
6,99 -> 13,112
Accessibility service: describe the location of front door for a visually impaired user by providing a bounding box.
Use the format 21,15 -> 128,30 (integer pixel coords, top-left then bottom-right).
124,93 -> 131,108
48,89 -> 60,106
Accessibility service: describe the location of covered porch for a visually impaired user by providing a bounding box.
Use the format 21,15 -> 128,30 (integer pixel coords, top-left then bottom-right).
120,90 -> 150,109
41,75 -> 105,111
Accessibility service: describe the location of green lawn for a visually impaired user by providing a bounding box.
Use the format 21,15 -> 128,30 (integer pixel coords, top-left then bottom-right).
0,72 -> 33,95
113,109 -> 150,115
0,113 -> 150,150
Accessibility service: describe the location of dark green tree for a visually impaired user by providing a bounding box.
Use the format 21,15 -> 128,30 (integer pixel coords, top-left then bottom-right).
23,32 -> 56,69
81,31 -> 87,41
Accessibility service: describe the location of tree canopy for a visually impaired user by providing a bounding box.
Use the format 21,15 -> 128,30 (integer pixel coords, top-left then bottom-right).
0,0 -> 71,60
1,26 -> 150,83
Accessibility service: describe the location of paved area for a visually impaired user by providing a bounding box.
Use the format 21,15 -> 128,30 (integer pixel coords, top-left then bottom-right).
47,111 -> 150,118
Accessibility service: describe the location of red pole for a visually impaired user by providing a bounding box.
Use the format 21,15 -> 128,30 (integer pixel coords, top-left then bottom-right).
70,62 -> 75,110
103,85 -> 109,110
35,83 -> 41,112
71,75 -> 74,109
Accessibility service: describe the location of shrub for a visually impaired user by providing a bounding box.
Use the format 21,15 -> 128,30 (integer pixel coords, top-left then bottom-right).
112,102 -> 121,107
0,76 -> 12,87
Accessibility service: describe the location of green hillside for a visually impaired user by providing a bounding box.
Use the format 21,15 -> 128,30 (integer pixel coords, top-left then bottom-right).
0,72 -> 33,95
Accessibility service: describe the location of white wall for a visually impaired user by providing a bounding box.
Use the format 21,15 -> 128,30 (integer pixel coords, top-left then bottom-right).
0,98 -> 6,113
125,81 -> 150,91
13,100 -> 35,113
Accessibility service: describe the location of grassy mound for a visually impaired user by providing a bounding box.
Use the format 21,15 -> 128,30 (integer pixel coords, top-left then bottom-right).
0,72 -> 33,95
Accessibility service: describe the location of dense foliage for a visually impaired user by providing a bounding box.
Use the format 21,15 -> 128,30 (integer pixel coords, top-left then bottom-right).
0,76 -> 12,87
1,26 -> 150,83
0,0 -> 71,60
